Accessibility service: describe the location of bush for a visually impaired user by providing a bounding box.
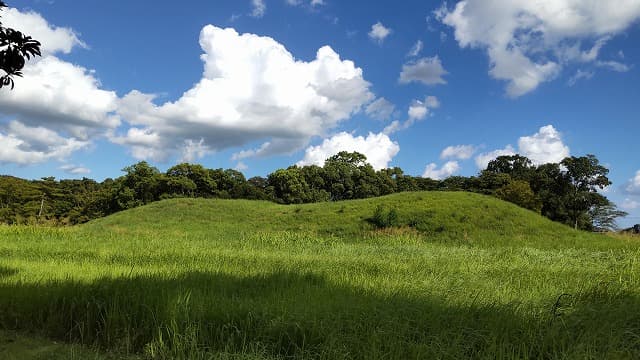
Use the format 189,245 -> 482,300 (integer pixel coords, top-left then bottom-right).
495,180 -> 542,213
370,205 -> 399,229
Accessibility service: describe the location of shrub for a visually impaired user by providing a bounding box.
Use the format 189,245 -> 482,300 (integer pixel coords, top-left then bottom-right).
370,205 -> 399,229
495,180 -> 542,213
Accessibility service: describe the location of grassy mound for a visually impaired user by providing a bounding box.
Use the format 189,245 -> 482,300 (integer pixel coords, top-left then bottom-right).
1,192 -> 639,359
84,191 -> 615,249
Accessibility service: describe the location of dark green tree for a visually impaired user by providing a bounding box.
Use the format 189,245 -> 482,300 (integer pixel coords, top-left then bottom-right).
166,163 -> 216,197
208,168 -> 246,198
561,155 -> 612,230
299,165 -> 331,202
120,161 -> 162,205
439,176 -> 472,191
495,180 -> 542,213
486,155 -> 535,182
267,167 -> 311,204
323,152 -> 367,201
477,171 -> 512,194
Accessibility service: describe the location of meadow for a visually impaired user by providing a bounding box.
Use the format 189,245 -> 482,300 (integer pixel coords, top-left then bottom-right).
1,192 -> 639,359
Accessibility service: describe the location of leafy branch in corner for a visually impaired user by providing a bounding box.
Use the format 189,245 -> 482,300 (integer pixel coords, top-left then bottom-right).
0,0 -> 42,89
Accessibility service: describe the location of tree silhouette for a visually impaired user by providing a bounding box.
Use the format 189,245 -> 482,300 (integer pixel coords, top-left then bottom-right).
0,1 -> 41,89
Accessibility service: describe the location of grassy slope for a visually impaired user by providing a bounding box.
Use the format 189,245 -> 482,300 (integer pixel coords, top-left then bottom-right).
84,191 -> 622,248
1,192 -> 639,359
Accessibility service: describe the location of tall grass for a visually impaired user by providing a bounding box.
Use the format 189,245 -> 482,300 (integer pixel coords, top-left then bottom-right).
1,192 -> 639,359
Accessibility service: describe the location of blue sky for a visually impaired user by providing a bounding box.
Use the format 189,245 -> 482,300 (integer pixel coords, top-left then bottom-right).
1,0 -> 639,226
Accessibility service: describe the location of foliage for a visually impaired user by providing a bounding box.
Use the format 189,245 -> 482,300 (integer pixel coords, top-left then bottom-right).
486,154 -> 535,181
0,152 -> 626,231
589,200 -> 628,232
370,205 -> 399,229
0,1 -> 42,89
561,155 -> 612,229
484,154 -> 623,231
495,180 -> 542,213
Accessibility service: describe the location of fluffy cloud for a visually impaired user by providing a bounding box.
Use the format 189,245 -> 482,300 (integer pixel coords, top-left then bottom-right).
411,96 -> 439,118
475,125 -> 569,169
384,96 -> 439,134
440,145 -> 477,160
369,22 -> 391,43
365,97 -> 396,121
0,122 -> 89,165
0,8 -> 118,165
625,170 -> 640,195
422,161 -> 460,180
116,25 -> 374,161
0,56 -> 120,139
297,132 -> 400,170
475,145 -> 516,169
438,0 -> 640,97
518,125 -> 570,165
399,56 -> 447,85
2,7 -> 85,55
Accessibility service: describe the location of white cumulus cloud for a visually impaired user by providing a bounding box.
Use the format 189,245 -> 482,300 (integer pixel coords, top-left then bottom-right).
0,8 -> 118,166
2,7 -> 85,55
438,0 -> 640,97
440,145 -> 477,160
517,125 -> 570,165
297,132 -> 400,170
422,161 -> 460,180
0,56 -> 120,139
115,25 -> 374,162
0,123 -> 89,165
475,125 -> 569,169
475,145 -> 517,170
399,56 -> 448,85
384,96 -> 440,134
369,22 -> 392,44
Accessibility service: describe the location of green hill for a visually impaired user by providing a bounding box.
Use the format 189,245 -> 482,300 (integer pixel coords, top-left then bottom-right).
83,191 -> 616,249
1,192 -> 639,359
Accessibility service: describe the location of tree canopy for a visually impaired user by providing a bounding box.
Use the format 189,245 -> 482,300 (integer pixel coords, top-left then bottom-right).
0,152 -> 627,231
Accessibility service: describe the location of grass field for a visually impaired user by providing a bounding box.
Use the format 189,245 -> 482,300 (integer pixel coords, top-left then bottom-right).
1,192 -> 639,359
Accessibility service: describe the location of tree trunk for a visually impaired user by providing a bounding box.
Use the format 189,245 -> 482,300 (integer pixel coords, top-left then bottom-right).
38,196 -> 44,218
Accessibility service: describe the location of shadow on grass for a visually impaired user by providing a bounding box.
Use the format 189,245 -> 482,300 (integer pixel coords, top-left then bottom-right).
0,266 -> 18,279
0,271 -> 639,359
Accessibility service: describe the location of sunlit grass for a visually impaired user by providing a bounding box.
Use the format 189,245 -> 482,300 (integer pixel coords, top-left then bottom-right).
1,192 -> 639,359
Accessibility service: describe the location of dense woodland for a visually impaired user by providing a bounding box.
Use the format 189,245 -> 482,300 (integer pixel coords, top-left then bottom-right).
0,152 -> 627,231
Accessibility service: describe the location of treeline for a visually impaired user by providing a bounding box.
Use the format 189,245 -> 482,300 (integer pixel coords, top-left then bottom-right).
0,152 -> 626,231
